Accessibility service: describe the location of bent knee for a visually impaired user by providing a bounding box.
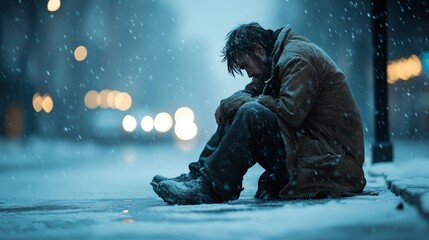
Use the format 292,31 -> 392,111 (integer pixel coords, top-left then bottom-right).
236,101 -> 274,120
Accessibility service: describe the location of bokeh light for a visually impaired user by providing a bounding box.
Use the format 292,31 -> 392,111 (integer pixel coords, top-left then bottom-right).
114,92 -> 132,111
32,93 -> 43,112
42,94 -> 54,113
33,93 -> 53,113
174,107 -> 195,122
154,112 -> 173,133
83,89 -> 132,110
84,90 -> 98,109
174,121 -> 198,140
387,54 -> 422,84
107,90 -> 120,109
74,46 -> 87,61
122,115 -> 137,132
97,89 -> 110,109
174,107 -> 197,140
47,0 -> 61,12
141,116 -> 154,132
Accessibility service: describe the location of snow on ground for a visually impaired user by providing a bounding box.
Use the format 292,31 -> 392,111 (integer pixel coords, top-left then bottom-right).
0,137 -> 429,239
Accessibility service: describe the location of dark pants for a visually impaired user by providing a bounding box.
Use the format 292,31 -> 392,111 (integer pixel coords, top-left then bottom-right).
189,102 -> 289,201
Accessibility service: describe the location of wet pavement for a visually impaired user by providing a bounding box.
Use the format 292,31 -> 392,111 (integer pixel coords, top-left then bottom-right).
1,137 -> 428,239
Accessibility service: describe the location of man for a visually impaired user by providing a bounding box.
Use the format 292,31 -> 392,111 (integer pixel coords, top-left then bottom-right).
151,22 -> 366,205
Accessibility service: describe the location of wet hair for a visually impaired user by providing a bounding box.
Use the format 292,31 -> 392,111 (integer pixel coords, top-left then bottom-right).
221,22 -> 276,77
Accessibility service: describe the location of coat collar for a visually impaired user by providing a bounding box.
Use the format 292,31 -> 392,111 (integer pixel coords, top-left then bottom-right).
272,26 -> 292,64
262,26 -> 293,96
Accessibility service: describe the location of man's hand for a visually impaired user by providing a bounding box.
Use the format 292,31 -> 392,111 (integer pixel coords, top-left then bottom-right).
215,104 -> 229,125
214,91 -> 254,125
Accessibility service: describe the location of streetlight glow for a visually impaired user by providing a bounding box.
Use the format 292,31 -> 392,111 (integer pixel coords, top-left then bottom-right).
114,92 -> 132,111
174,121 -> 198,140
33,93 -> 53,113
74,46 -> 87,61
387,54 -> 422,84
154,112 -> 173,133
97,89 -> 110,109
32,93 -> 43,112
174,107 -> 194,122
47,0 -> 61,12
84,90 -> 99,109
107,90 -> 120,109
42,94 -> 53,113
141,116 -> 154,132
122,115 -> 137,132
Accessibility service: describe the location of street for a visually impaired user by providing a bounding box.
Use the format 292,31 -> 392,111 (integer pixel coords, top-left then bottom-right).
1,138 -> 428,239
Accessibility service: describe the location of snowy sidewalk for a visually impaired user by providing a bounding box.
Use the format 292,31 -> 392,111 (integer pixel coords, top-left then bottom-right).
1,138 -> 429,239
369,159 -> 429,220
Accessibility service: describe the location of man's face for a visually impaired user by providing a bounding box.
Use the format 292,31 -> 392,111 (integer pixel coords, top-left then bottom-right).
237,49 -> 269,82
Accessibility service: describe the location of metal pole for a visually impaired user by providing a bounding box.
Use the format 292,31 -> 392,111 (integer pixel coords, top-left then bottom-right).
372,0 -> 393,163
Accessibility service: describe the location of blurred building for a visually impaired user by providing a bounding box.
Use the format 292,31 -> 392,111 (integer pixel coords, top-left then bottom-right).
1,0 -> 215,144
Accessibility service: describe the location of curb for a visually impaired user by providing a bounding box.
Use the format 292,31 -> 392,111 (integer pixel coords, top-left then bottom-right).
368,163 -> 429,221
386,178 -> 429,220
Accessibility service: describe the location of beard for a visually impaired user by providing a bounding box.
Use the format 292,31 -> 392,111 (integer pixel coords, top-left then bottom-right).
254,54 -> 272,81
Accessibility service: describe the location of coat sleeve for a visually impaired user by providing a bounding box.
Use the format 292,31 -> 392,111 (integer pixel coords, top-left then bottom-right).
258,57 -> 318,128
216,81 -> 260,122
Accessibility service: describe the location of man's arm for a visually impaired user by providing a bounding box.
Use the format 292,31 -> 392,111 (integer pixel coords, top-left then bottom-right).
257,57 -> 318,128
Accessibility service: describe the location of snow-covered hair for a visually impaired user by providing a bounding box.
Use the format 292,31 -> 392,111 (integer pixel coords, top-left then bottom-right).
221,22 -> 276,77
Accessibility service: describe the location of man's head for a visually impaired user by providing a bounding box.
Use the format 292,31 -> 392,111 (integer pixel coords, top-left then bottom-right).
222,22 -> 275,81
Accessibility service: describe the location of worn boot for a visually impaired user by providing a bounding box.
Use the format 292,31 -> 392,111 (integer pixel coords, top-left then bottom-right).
254,171 -> 284,200
153,177 -> 223,205
151,172 -> 196,184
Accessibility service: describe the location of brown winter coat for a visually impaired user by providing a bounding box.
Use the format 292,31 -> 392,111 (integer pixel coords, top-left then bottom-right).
246,27 -> 366,199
